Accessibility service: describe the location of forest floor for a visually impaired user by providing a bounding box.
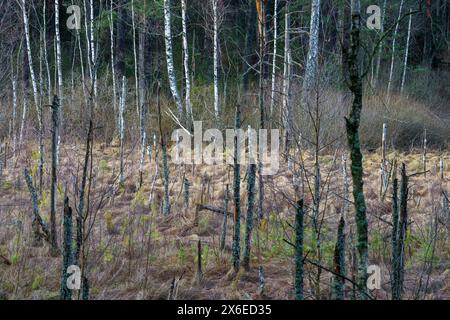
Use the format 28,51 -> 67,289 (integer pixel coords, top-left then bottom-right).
0,140 -> 449,300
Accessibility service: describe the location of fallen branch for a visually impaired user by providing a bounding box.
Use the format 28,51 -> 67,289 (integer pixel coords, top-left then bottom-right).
0,254 -> 11,266
24,168 -> 51,244
196,204 -> 234,218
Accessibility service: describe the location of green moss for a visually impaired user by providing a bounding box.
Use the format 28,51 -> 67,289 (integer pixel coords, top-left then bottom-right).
31,275 -> 44,291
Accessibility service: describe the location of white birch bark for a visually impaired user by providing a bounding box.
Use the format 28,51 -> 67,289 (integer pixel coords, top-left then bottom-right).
182,0 -> 193,123
270,0 -> 278,118
400,9 -> 412,95
387,0 -> 404,98
19,88 -> 27,148
90,0 -> 97,106
21,0 -> 40,117
138,2 -> 147,188
55,0 -> 64,105
21,0 -> 44,182
282,6 -> 292,150
42,1 -> 52,104
212,0 -> 220,124
374,0 -> 387,87
164,0 -> 184,117
109,0 -> 118,129
302,0 -> 321,97
131,0 -> 140,117
76,26 -> 88,105
12,79 -> 17,159
342,153 -> 349,222
83,0 -> 92,81
119,76 -> 127,185
55,0 -> 63,166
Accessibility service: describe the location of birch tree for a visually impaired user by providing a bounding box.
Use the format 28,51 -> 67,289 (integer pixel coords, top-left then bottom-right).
387,0 -> 404,98
164,0 -> 184,118
138,0 -> 148,188
42,1 -> 52,104
269,0 -> 279,119
89,0 -> 97,106
400,9 -> 412,95
55,0 -> 64,111
282,3 -> 292,153
21,0 -> 44,190
83,0 -> 92,81
182,0 -> 193,127
302,0 -> 321,99
119,76 -> 127,185
131,0 -> 139,116
11,79 -> 17,159
73,0 -> 88,106
109,0 -> 118,129
374,0 -> 387,87
212,0 -> 220,125
116,0 -> 126,80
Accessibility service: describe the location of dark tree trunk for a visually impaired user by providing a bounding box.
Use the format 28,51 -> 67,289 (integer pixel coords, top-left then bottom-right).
50,95 -> 60,256
242,0 -> 257,91
294,199 -> 304,300
332,216 -> 346,300
232,104 -> 242,273
117,0 -> 127,79
60,197 -> 73,301
344,0 -> 368,299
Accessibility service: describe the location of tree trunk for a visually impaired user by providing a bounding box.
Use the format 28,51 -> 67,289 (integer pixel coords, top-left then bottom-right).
138,0 -> 148,188
220,184 -> 229,251
164,0 -> 184,118
109,0 -> 118,131
116,0 -> 126,80
232,104 -> 242,273
50,96 -> 61,256
295,199 -> 304,300
302,0 -> 321,99
119,76 -> 127,185
182,0 -> 193,128
387,0 -> 404,99
374,0 -> 387,87
242,0 -> 257,91
269,0 -> 279,119
344,0 -> 368,299
282,4 -> 292,154
400,9 -> 412,95
242,160 -> 257,271
90,0 -> 97,107
60,197 -> 73,300
131,0 -> 139,117
332,216 -> 346,300
212,0 -> 220,125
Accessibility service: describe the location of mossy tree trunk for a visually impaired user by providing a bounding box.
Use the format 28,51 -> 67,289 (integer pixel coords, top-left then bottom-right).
232,105 -> 242,272
344,0 -> 368,299
50,96 -> 60,256
220,184 -> 230,251
60,197 -> 73,300
332,216 -> 346,300
295,199 -> 304,300
393,163 -> 408,299
242,162 -> 257,271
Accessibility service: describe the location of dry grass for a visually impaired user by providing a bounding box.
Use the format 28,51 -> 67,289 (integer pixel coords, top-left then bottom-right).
0,138 -> 449,300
